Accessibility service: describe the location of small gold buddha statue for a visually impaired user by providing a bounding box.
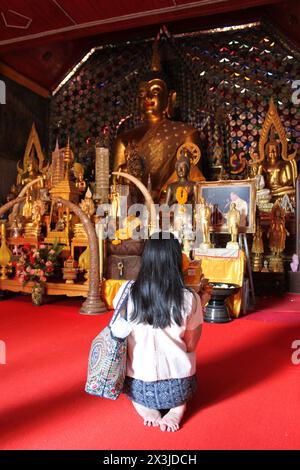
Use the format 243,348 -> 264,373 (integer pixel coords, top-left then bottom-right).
22,190 -> 33,220
73,188 -> 95,240
226,202 -> 240,248
259,127 -> 296,202
248,157 -> 273,212
112,38 -> 205,202
18,146 -> 39,187
251,223 -> 264,272
196,196 -> 212,249
268,201 -> 289,256
74,162 -> 87,194
165,154 -> 198,207
165,154 -> 197,236
10,215 -> 24,238
109,180 -> 121,220
24,200 -> 45,239
79,188 -> 95,219
267,201 -> 289,272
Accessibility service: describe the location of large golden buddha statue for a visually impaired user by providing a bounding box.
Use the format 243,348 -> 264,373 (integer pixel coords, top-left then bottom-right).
112,40 -> 205,202
256,98 -> 297,205
259,130 -> 295,199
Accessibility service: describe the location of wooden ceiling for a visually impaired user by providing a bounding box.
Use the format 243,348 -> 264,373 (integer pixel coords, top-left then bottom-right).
0,0 -> 299,94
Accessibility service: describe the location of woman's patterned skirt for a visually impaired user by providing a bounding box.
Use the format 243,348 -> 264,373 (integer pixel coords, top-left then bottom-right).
123,375 -> 197,410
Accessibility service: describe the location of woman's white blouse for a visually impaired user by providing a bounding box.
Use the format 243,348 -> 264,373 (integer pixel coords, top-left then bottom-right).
112,282 -> 203,382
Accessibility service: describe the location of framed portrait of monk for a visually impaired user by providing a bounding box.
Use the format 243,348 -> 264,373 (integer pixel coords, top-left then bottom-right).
197,179 -> 256,234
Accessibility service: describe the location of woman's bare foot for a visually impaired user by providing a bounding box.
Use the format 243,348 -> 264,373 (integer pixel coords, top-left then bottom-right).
159,403 -> 186,432
132,401 -> 161,427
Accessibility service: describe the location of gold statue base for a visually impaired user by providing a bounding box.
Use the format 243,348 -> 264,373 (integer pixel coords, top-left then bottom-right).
24,223 -> 41,239
268,254 -> 284,273
226,241 -> 239,249
45,231 -> 70,247
252,253 -> 263,272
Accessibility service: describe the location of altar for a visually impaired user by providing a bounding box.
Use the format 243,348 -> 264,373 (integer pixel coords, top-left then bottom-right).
0,24 -> 299,314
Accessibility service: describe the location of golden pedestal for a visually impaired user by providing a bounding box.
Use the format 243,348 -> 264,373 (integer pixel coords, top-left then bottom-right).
44,231 -> 70,247
268,254 -> 284,273
251,253 -> 263,272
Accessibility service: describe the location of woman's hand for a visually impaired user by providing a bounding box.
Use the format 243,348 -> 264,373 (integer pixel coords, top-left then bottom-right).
199,277 -> 213,307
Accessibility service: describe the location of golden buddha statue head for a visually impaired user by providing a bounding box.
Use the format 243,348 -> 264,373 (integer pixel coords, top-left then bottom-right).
265,127 -> 280,163
138,77 -> 169,121
138,36 -> 175,122
175,154 -> 190,180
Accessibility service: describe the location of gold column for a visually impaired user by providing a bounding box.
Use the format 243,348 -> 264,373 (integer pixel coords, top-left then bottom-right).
98,222 -> 104,281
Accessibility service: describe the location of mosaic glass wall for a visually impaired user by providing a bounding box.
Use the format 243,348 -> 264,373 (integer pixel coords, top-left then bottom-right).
50,22 -> 300,182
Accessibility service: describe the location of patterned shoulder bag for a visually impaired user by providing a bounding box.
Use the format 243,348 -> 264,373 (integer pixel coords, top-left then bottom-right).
85,281 -> 134,400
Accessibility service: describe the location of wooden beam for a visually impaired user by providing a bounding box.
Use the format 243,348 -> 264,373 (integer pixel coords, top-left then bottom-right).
0,61 -> 50,98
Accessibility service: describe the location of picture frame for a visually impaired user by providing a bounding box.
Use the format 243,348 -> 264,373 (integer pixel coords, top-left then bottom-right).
197,179 -> 256,234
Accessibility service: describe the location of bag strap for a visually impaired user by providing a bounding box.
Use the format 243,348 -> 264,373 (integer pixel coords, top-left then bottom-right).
109,281 -> 134,326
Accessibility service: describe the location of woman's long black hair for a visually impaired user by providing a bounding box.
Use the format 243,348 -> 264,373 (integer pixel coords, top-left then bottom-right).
130,232 -> 186,328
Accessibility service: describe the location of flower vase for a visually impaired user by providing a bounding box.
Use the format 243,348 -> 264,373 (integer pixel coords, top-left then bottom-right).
31,283 -> 45,306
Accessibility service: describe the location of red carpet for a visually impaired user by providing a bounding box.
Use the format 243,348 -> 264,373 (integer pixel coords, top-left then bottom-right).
0,294 -> 300,450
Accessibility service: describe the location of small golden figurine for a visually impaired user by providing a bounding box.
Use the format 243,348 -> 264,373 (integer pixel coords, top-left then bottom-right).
17,123 -> 48,187
22,190 -> 33,220
109,180 -> 121,220
248,156 -> 273,212
24,199 -> 46,239
79,188 -> 95,218
165,154 -> 197,236
74,162 -> 87,194
251,223 -> 264,271
226,203 -> 240,248
196,196 -> 212,249
165,155 -> 198,207
267,201 -> 289,272
10,215 -> 24,238
63,256 -> 78,284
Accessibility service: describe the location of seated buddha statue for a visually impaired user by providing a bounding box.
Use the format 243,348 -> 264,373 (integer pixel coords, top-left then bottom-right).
17,147 -> 39,187
165,154 -> 197,236
165,154 -> 198,207
112,42 -> 205,202
258,128 -> 296,201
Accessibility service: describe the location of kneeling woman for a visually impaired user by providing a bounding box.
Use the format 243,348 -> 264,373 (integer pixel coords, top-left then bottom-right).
112,232 -> 208,432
